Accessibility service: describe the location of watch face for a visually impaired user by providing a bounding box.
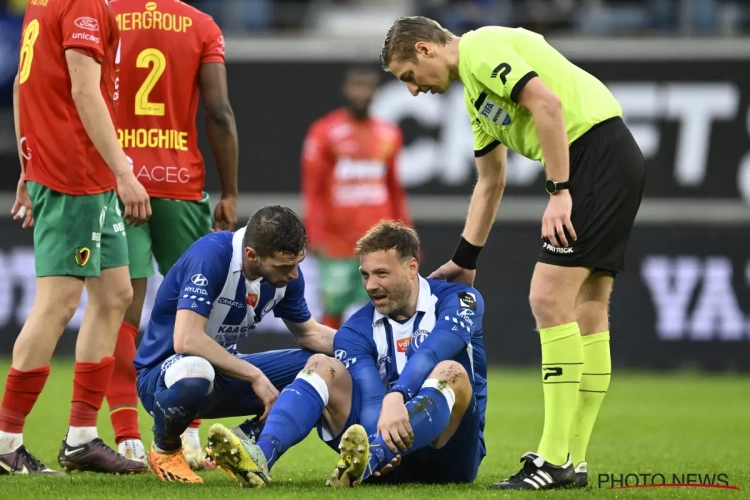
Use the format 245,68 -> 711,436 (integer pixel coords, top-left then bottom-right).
546,179 -> 556,193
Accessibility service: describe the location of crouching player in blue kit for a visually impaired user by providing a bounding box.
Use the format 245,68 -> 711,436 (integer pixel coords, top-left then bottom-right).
133,205 -> 335,483
206,220 -> 487,487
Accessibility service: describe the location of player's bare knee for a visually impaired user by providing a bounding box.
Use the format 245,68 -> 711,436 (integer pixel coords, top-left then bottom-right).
90,282 -> 133,314
111,280 -> 134,312
88,270 -> 134,313
303,354 -> 347,387
430,361 -> 470,396
48,294 -> 81,326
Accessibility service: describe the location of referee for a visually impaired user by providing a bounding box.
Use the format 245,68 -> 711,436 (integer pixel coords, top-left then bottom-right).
380,17 -> 645,490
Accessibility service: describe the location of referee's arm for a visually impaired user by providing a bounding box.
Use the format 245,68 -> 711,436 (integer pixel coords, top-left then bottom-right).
462,144 -> 507,248
517,78 -> 570,185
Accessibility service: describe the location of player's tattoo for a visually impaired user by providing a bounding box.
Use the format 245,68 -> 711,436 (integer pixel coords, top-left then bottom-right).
491,63 -> 511,84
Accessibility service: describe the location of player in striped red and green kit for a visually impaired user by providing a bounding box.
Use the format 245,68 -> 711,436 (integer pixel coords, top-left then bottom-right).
380,16 -> 645,490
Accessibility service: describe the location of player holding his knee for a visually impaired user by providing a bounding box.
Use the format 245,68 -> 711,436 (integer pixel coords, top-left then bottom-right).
380,17 -> 645,490
207,221 -> 487,488
1,0 -> 151,475
134,205 -> 335,483
106,0 -> 239,466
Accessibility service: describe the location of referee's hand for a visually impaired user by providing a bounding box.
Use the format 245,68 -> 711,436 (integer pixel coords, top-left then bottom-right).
429,260 -> 476,286
542,191 -> 577,248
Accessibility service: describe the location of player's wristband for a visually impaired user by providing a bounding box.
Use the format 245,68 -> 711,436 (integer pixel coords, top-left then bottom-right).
451,236 -> 483,270
388,386 -> 413,401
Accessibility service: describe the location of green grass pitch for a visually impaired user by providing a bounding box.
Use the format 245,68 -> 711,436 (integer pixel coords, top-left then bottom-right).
0,359 -> 747,499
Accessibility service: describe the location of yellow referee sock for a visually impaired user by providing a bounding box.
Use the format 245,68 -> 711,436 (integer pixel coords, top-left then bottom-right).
569,331 -> 611,466
536,322 -> 583,466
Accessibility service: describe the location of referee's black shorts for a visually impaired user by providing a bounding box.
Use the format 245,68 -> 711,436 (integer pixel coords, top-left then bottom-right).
538,116 -> 645,274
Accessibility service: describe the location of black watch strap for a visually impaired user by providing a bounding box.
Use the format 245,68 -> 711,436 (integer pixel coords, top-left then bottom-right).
546,179 -> 569,194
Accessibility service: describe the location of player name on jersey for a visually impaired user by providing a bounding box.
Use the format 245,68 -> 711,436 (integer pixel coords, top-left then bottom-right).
117,128 -> 189,151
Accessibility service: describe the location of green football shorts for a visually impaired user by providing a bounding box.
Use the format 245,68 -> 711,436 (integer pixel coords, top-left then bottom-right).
123,193 -> 212,279
28,181 -> 128,278
317,257 -> 370,317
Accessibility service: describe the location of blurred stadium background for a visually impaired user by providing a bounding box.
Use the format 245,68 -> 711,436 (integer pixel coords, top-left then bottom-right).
1,0 -> 750,373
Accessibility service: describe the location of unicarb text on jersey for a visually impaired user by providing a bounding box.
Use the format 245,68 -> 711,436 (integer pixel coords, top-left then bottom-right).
116,9 -> 193,34
118,128 -> 189,151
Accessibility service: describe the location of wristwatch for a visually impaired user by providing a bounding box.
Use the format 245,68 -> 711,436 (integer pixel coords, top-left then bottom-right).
545,178 -> 569,195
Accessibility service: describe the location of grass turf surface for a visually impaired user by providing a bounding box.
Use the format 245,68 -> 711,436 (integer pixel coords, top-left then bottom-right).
0,360 -> 747,499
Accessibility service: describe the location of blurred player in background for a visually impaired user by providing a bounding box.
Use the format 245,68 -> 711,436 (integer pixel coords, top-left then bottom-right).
381,17 -> 645,490
1,0 -> 151,475
302,68 -> 412,330
107,0 -> 239,467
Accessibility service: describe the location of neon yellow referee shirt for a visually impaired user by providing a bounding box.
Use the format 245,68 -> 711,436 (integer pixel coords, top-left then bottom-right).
459,27 -> 622,162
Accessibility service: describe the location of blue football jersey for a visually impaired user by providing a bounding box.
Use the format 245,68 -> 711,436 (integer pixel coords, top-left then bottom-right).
332,276 -> 488,440
134,227 -> 311,370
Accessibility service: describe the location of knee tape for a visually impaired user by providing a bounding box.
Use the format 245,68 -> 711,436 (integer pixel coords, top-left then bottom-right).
164,356 -> 215,395
422,378 -> 456,412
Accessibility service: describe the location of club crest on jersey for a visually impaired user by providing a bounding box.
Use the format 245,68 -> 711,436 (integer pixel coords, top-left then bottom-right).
74,247 -> 91,267
246,293 -> 259,307
411,330 -> 430,350
479,99 -> 512,126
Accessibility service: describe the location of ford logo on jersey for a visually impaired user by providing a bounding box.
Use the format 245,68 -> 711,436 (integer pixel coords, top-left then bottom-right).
191,274 -> 209,286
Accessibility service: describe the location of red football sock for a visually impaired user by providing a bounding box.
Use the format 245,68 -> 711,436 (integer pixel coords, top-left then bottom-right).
0,366 -> 50,433
188,420 -> 201,429
70,357 -> 115,428
322,314 -> 341,330
107,323 -> 141,444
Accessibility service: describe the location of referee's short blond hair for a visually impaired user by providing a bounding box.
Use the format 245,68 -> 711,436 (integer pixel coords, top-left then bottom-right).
380,16 -> 454,70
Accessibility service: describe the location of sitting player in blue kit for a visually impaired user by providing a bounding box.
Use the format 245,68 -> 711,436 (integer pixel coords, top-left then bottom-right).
206,221 -> 488,488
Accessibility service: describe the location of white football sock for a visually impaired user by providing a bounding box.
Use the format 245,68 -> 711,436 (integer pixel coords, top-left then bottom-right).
182,427 -> 201,450
0,431 -> 23,455
118,439 -> 146,460
66,426 -> 98,447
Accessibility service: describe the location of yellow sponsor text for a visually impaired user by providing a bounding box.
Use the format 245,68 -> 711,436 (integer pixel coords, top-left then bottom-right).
118,128 -> 188,151
116,10 -> 193,33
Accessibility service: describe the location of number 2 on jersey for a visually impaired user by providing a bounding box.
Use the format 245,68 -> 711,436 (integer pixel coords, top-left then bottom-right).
135,48 -> 166,116
18,20 -> 40,84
